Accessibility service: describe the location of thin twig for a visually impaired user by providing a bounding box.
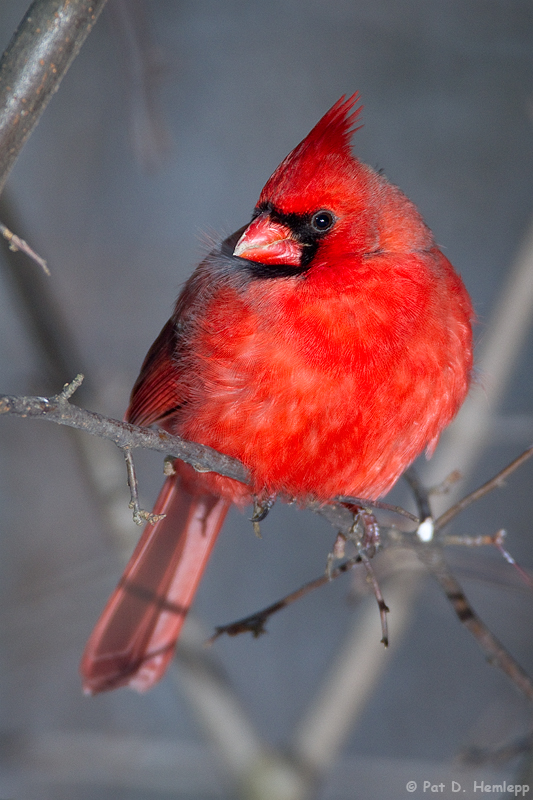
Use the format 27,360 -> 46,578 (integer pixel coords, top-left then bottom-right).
59,373 -> 85,401
123,447 -> 165,525
208,554 -> 363,642
440,530 -> 507,548
360,552 -> 389,646
415,544 -> 533,702
435,445 -> 533,532
0,221 -> 50,275
404,464 -> 533,702
437,524 -> 533,594
335,495 -> 419,524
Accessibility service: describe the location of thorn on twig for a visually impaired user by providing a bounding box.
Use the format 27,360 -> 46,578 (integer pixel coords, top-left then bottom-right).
124,447 -> 165,526
0,221 -> 51,275
428,469 -> 462,497
326,531 -> 347,578
163,456 -> 176,476
57,373 -> 84,401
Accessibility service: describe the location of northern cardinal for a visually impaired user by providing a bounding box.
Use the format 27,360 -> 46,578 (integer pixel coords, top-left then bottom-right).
81,95 -> 473,694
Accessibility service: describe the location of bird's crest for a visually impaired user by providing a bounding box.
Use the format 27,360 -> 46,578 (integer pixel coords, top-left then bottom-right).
259,94 -> 363,212
297,93 -> 362,158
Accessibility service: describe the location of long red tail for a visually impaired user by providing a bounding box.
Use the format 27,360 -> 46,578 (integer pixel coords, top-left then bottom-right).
80,473 -> 229,694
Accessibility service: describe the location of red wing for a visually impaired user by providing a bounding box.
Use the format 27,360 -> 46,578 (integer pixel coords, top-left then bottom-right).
126,231 -> 248,429
126,318 -> 184,427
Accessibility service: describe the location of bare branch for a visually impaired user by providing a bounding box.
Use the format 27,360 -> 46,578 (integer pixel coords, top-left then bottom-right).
415,543 -> 533,702
210,533 -> 533,707
0,0 -> 108,195
0,384 -> 250,486
399,465 -> 533,701
0,384 -> 419,535
208,554 -> 363,642
435,445 -> 533,533
3,383 -> 533,705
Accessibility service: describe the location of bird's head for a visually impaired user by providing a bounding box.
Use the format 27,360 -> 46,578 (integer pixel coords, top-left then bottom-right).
233,94 -> 432,275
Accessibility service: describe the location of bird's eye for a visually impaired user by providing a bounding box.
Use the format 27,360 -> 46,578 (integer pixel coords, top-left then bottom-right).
311,210 -> 335,232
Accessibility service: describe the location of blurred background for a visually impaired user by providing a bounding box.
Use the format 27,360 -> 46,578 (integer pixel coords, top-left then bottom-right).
0,1 -> 533,798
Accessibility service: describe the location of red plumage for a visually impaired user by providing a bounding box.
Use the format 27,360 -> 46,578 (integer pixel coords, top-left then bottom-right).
80,95 -> 473,693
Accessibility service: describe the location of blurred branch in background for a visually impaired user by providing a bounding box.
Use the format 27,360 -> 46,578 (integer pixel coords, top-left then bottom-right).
108,0 -> 171,170
0,0 -> 108,196
425,215 -> 533,509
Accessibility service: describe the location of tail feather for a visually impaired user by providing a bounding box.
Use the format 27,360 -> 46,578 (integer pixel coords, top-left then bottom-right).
80,473 -> 229,694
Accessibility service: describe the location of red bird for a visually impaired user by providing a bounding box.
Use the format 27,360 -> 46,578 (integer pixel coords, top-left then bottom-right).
81,95 -> 473,694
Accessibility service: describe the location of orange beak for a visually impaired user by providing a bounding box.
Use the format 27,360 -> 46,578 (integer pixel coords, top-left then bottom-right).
233,212 -> 302,266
